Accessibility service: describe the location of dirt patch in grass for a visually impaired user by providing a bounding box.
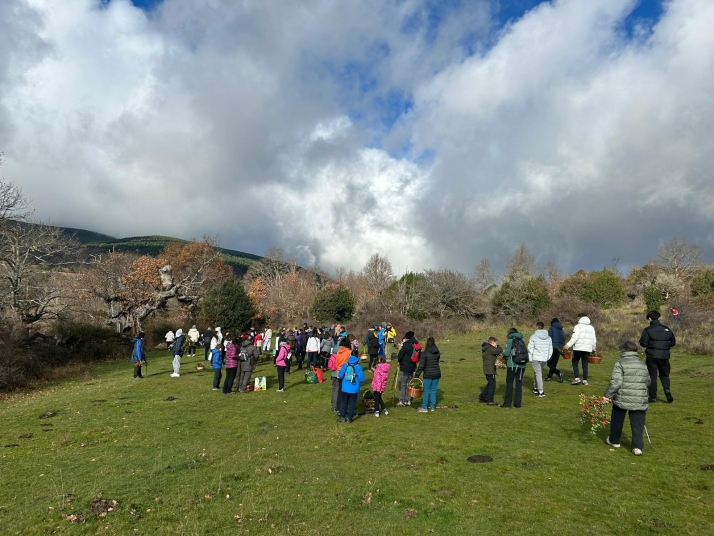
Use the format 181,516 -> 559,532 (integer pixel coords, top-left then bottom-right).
467,455 -> 493,463
39,410 -> 58,419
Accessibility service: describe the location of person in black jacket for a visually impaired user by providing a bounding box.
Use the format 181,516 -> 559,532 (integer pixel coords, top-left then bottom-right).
366,327 -> 380,372
639,310 -> 676,403
415,337 -> 441,412
203,327 -> 213,362
296,327 -> 308,370
546,318 -> 566,383
396,331 -> 418,406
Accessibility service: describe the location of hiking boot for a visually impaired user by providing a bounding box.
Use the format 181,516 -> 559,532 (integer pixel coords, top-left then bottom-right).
665,390 -> 674,403
416,407 -> 428,413
559,372 -> 565,383
648,397 -> 658,403
383,409 -> 389,415
374,411 -> 380,418
606,437 -> 620,448
571,378 -> 581,385
582,380 -> 589,386
632,448 -> 642,456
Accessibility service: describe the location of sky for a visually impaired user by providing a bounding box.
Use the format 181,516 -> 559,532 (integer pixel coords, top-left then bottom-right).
1,0 -> 712,276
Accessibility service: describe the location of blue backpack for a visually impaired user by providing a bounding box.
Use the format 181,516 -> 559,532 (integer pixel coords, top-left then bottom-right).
344,364 -> 357,384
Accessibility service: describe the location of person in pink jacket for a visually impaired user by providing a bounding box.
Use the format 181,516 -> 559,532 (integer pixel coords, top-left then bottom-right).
223,338 -> 239,394
275,341 -> 291,392
371,356 -> 390,417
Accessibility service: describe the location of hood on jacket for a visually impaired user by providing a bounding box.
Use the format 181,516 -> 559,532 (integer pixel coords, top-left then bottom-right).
551,321 -> 563,330
482,342 -> 491,350
347,355 -> 360,365
620,351 -> 639,359
241,339 -> 251,348
374,362 -> 390,373
534,329 -> 550,340
578,317 -> 591,326
508,332 -> 524,340
175,328 -> 183,337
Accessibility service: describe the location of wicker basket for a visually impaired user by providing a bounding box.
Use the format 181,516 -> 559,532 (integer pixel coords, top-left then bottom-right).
406,377 -> 423,399
362,391 -> 375,410
561,351 -> 572,360
360,353 -> 369,362
588,355 -> 602,364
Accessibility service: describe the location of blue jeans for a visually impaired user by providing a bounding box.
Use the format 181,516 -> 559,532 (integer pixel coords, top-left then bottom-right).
422,378 -> 439,409
340,391 -> 358,421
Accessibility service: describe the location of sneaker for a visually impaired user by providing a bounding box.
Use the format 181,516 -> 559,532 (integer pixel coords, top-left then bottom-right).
383,409 -> 389,415
212,388 -> 219,391
665,390 -> 674,403
533,388 -> 539,394
478,398 -> 487,403
429,407 -> 435,412
571,378 -> 581,385
632,448 -> 642,456
374,411 -> 380,418
582,380 -> 589,386
416,407 -> 428,413
559,372 -> 565,383
170,373 -> 180,378
648,397 -> 658,403
544,377 -> 552,382
606,437 -> 620,448
537,392 -> 545,398
276,388 -> 284,393
406,401 -> 411,406
486,401 -> 498,406
395,402 -> 405,407
336,418 -> 345,423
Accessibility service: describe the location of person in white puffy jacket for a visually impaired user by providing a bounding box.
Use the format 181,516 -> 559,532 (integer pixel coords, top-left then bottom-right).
564,314 -> 597,386
528,321 -> 552,397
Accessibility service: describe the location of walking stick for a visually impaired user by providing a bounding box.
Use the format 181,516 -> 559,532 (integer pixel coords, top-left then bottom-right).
644,425 -> 653,447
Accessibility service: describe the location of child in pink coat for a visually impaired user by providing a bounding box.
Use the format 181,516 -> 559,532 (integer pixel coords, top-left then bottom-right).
371,356 -> 390,417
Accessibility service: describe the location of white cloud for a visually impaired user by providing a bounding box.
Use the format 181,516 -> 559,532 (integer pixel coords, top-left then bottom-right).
1,0 -> 713,274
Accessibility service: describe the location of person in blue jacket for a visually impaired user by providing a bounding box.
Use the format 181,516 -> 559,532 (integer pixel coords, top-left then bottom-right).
131,331 -> 146,380
211,343 -> 224,391
378,322 -> 387,357
337,350 -> 365,423
546,318 -> 566,383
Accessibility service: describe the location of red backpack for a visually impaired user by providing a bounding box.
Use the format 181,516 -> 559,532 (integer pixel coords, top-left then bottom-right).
410,343 -> 422,363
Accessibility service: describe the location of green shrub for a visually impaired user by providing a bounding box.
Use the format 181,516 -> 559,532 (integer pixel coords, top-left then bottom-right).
491,276 -> 551,320
198,279 -> 256,333
691,267 -> 714,297
310,286 -> 355,323
643,284 -> 665,312
559,270 -> 625,308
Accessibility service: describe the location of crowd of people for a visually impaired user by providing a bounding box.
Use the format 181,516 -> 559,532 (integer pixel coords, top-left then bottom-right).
130,311 -> 676,454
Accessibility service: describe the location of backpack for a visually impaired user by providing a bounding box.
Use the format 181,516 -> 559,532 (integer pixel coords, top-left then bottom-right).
239,350 -> 249,362
510,337 -> 529,365
410,343 -> 422,363
344,364 -> 357,384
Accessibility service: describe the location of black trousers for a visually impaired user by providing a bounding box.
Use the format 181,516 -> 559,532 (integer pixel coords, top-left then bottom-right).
277,366 -> 286,390
479,374 -> 496,402
187,343 -> 196,356
373,391 -> 386,412
296,349 -> 306,369
204,345 -> 211,361
213,369 -> 222,389
223,367 -> 237,393
368,353 -> 378,370
609,404 -> 646,450
546,348 -> 561,378
572,350 -> 590,380
133,363 -> 143,378
503,367 -> 524,408
646,357 -> 671,398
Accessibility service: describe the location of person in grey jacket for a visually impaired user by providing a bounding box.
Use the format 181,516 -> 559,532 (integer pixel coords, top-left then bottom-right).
527,321 -> 552,397
238,336 -> 261,392
602,340 -> 651,456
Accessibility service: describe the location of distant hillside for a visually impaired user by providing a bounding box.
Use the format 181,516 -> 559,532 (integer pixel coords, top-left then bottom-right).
61,228 -> 262,277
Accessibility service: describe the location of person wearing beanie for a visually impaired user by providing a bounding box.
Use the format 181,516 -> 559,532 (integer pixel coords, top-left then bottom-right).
396,331 -> 418,406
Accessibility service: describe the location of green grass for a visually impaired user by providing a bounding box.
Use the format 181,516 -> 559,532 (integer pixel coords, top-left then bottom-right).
1,330 -> 713,535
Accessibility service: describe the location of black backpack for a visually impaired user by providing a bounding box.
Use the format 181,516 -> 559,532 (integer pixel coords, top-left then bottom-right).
510,337 -> 529,365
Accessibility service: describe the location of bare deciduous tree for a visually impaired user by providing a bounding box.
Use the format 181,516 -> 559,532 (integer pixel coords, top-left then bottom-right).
504,244 -> 536,283
422,269 -> 479,319
657,237 -> 705,275
362,253 -> 394,291
472,258 -> 496,295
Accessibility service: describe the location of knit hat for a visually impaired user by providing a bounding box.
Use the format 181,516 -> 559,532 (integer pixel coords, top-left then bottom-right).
381,322 -> 387,327
404,331 -> 414,340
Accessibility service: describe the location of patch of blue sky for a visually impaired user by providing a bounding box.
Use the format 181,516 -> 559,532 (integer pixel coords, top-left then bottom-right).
621,0 -> 664,38
130,0 -> 163,10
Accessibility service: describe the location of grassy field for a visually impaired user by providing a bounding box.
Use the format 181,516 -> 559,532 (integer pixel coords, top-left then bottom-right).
1,329 -> 713,535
